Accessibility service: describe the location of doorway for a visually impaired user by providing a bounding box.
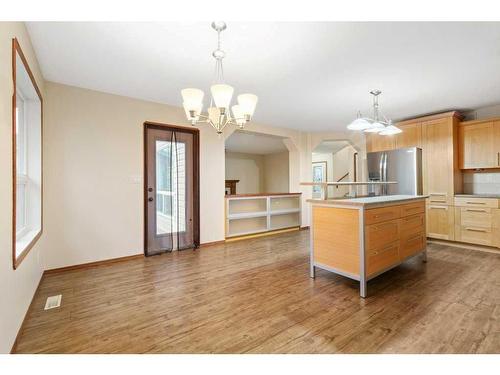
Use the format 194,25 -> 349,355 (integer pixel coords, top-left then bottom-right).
144,122 -> 199,255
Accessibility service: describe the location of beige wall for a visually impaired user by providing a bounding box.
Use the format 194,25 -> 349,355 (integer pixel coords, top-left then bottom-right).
40,81 -> 227,270
0,22 -> 45,353
225,151 -> 265,194
263,151 -> 289,193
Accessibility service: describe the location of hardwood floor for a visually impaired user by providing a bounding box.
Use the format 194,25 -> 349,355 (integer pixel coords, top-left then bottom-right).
14,230 -> 500,353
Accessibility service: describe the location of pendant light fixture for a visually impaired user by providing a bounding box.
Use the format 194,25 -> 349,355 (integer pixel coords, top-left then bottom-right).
347,90 -> 401,135
181,22 -> 258,134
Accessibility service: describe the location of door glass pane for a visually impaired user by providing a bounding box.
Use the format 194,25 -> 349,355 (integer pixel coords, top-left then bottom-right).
156,140 -> 186,235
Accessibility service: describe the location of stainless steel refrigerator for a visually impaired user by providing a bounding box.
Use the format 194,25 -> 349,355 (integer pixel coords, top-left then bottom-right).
367,147 -> 423,196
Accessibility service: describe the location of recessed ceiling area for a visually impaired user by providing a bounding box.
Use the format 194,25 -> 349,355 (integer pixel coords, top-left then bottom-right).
26,22 -> 500,132
225,131 -> 287,155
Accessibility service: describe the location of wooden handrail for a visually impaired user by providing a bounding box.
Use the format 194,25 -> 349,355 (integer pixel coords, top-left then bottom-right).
336,173 -> 349,183
335,173 -> 349,188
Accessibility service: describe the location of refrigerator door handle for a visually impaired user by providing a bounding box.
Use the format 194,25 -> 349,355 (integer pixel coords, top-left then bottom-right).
384,152 -> 388,195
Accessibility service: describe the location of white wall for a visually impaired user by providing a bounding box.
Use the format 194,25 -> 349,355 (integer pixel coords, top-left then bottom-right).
263,151 -> 289,193
0,22 -> 45,353
225,151 -> 265,194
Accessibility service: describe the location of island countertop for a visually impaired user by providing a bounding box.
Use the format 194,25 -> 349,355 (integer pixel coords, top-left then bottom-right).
307,194 -> 428,207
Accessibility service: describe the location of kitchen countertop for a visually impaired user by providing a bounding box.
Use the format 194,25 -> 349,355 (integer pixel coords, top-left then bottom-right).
455,194 -> 500,199
307,194 -> 428,207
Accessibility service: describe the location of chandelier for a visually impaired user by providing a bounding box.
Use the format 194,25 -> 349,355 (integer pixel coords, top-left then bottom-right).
347,90 -> 401,135
181,22 -> 258,134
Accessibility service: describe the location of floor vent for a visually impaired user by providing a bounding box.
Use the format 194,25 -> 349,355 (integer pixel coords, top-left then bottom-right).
44,295 -> 62,310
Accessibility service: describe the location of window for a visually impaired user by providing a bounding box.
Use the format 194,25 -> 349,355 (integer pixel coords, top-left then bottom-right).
12,38 -> 43,269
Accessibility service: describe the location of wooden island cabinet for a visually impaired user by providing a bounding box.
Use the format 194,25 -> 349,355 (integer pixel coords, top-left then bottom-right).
309,195 -> 427,297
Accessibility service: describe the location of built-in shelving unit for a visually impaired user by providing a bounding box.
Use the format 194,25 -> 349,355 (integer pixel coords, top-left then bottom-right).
225,193 -> 302,239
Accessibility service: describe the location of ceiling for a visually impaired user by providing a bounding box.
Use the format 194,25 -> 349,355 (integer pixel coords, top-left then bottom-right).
26,22 -> 500,132
313,140 -> 350,154
225,131 -> 287,155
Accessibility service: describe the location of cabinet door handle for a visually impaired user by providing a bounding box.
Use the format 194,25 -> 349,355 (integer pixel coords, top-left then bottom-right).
466,201 -> 486,205
465,227 -> 488,233
429,205 -> 448,210
497,152 -> 500,167
465,208 -> 487,213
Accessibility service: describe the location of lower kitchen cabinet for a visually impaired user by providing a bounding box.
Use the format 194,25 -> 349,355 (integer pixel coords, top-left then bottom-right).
453,197 -> 500,247
426,204 -> 455,240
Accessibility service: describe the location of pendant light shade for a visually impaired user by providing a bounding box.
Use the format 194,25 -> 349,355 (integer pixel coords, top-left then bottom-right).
347,117 -> 372,131
363,122 -> 386,133
207,107 -> 220,124
210,84 -> 234,109
181,88 -> 204,107
379,125 -> 402,135
183,101 -> 202,121
237,93 -> 258,117
231,105 -> 246,126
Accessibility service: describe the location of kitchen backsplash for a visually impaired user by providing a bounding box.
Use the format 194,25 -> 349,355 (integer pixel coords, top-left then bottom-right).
463,172 -> 500,194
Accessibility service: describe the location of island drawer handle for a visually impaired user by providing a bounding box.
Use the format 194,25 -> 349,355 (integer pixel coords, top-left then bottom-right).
429,206 -> 448,210
373,212 -> 393,218
465,227 -> 488,233
371,244 -> 396,256
465,208 -> 487,213
466,201 -> 486,205
406,234 -> 422,243
404,216 -> 422,223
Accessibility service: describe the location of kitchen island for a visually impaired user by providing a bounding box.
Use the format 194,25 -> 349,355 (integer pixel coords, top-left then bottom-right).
308,195 -> 428,297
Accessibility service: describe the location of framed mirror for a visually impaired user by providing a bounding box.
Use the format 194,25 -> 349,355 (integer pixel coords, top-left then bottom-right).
12,38 -> 43,269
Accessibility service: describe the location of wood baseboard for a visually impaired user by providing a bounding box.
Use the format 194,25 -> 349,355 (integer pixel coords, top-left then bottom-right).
44,254 -> 144,274
427,239 -> 500,255
199,240 -> 226,248
10,272 -> 44,354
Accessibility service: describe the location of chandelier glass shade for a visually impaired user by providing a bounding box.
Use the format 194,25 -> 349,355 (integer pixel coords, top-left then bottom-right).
181,22 -> 258,134
347,90 -> 401,135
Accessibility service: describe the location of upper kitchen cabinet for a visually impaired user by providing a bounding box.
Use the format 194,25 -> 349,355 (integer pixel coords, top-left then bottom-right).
365,132 -> 395,153
458,119 -> 500,170
421,112 -> 462,206
395,122 -> 422,149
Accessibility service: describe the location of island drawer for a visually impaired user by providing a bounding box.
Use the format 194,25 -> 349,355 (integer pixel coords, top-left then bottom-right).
366,219 -> 400,251
399,231 -> 426,260
366,242 -> 399,277
400,201 -> 425,217
454,197 -> 499,208
400,213 -> 425,235
365,205 -> 401,225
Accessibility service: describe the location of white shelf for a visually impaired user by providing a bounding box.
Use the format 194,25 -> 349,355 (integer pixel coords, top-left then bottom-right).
227,211 -> 268,220
225,193 -> 302,238
269,208 -> 300,216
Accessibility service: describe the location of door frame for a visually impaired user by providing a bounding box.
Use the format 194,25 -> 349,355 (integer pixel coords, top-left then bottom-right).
143,121 -> 200,254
